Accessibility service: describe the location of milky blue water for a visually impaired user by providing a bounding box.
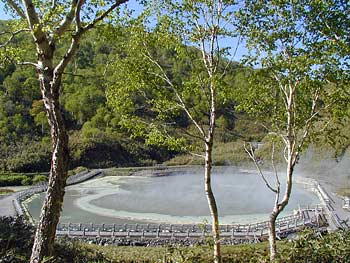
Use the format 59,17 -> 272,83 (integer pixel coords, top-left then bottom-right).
25,167 -> 319,224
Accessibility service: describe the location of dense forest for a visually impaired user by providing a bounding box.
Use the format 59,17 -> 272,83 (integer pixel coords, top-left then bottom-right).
0,20 -> 269,173
1,20 -> 349,174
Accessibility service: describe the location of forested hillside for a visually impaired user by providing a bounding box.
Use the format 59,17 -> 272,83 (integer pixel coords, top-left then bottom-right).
0,21 -> 266,172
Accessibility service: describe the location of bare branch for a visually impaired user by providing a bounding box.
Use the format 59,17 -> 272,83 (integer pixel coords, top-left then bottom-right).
283,144 -> 288,162
271,142 -> 280,201
232,34 -> 242,59
193,19 -> 211,76
75,0 -> 85,31
178,127 -> 206,142
18,61 -> 39,68
293,86 -> 324,165
52,34 -> 81,92
7,0 -> 26,19
189,152 -> 206,159
53,0 -> 78,37
83,0 -> 129,32
142,47 -> 206,138
55,0 -> 127,89
243,142 -> 278,193
22,0 -> 41,28
0,29 -> 30,48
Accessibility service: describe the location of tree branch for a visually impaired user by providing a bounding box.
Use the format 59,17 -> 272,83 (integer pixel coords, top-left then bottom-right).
293,86 -> 323,165
178,127 -> 206,142
0,29 -> 30,48
244,142 -> 278,193
189,152 -> 206,159
52,34 -> 81,92
75,0 -> 85,31
22,0 -> 41,28
53,0 -> 78,37
18,61 -> 40,68
271,142 -> 280,201
7,0 -> 26,19
142,47 -> 206,138
83,0 -> 129,32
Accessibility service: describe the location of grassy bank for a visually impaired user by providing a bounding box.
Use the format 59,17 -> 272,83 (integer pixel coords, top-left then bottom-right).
75,241 -> 275,262
41,230 -> 350,262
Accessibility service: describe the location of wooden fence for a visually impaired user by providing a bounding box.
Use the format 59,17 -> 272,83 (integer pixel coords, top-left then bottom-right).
56,206 -> 327,240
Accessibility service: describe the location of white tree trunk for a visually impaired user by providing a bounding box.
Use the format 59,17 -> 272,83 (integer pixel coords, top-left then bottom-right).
30,69 -> 69,263
268,210 -> 278,261
204,141 -> 221,263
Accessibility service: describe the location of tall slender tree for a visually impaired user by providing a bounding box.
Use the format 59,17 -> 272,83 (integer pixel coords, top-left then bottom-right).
0,0 -> 129,262
107,1 -> 240,261
236,0 -> 348,260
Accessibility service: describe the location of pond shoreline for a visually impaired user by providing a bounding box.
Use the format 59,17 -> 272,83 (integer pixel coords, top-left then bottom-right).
23,167 -> 321,225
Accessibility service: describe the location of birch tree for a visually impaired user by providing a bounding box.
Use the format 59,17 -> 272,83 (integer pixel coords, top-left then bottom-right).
107,1 -> 239,262
0,1 -> 129,262
236,0 -> 348,260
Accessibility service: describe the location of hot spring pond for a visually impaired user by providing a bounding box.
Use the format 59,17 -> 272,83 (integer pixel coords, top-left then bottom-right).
25,167 -> 320,224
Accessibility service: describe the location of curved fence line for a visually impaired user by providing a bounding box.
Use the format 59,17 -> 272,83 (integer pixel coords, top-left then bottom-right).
55,206 -> 326,241
13,170 -> 102,219
12,171 -> 335,242
304,178 -> 348,230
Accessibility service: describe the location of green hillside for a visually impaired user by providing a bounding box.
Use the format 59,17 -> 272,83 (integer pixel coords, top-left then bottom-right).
0,22 -> 268,173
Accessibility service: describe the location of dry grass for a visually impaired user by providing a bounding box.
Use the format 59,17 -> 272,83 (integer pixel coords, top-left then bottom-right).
0,188 -> 15,195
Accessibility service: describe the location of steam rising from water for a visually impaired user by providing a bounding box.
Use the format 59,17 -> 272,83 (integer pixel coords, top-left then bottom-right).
27,167 -> 319,224
296,147 -> 350,192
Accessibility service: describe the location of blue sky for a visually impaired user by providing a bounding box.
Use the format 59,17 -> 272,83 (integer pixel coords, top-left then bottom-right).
0,2 -> 11,20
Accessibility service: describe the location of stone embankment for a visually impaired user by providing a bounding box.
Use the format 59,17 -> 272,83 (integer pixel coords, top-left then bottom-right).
65,236 -> 257,247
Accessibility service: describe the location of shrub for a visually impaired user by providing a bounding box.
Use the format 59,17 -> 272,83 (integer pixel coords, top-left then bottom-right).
32,174 -> 48,184
0,217 -> 109,263
20,177 -> 32,186
73,166 -> 88,174
0,175 -> 28,186
0,216 -> 34,262
277,229 -> 350,263
53,238 -> 110,263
